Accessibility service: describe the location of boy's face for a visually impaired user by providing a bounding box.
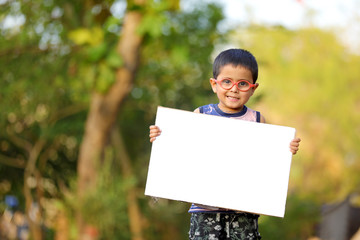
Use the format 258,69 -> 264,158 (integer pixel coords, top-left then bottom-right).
210,64 -> 258,113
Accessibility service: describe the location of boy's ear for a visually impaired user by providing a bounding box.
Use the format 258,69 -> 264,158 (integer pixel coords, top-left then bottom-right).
210,78 -> 217,93
250,83 -> 259,95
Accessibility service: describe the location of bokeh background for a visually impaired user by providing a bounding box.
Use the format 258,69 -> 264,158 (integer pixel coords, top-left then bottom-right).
1,0 -> 360,239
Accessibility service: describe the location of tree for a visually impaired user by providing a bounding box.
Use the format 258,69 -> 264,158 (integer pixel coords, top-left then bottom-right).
0,1 -> 86,236
1,0 -> 226,239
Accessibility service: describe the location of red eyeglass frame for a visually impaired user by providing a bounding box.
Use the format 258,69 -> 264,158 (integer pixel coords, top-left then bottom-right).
214,79 -> 257,92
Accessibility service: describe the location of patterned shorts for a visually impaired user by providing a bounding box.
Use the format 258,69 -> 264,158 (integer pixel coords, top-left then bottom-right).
189,212 -> 261,240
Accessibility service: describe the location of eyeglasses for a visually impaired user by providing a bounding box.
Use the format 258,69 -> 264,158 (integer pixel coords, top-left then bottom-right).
215,79 -> 257,92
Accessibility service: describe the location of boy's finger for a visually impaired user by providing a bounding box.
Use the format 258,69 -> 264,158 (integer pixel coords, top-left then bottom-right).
149,132 -> 160,137
149,130 -> 160,135
290,145 -> 299,154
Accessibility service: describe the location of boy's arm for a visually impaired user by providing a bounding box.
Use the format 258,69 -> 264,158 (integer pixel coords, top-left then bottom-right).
259,113 -> 300,155
260,114 -> 266,123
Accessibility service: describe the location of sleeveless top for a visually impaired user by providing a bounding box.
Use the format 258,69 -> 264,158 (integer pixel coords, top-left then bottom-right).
188,103 -> 261,213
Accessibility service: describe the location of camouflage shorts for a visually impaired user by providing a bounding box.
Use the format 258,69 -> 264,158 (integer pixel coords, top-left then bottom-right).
189,212 -> 261,240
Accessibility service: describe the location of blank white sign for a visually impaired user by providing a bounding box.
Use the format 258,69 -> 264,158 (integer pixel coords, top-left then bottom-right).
145,106 -> 295,217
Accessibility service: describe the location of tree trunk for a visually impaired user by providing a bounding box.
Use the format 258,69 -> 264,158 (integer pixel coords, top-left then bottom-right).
76,1 -> 146,239
55,209 -> 69,240
24,139 -> 46,240
112,127 -> 144,240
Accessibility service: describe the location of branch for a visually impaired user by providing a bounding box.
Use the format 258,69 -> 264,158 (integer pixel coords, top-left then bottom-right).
6,128 -> 33,153
0,44 -> 51,58
49,104 -> 88,125
0,153 -> 26,168
26,138 -> 47,174
23,138 -> 46,238
0,43 -> 80,58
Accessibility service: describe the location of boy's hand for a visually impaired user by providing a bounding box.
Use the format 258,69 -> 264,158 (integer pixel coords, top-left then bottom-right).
149,125 -> 161,142
290,138 -> 301,155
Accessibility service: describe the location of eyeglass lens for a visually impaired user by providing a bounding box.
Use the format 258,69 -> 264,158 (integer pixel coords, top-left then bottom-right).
220,79 -> 250,91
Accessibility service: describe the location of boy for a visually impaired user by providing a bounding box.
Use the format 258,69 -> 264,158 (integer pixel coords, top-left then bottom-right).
149,49 -> 301,240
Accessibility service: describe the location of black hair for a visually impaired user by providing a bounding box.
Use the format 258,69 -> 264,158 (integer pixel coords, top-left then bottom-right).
213,49 -> 258,83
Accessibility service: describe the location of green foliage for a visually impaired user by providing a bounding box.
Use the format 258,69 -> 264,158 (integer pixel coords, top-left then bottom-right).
138,12 -> 167,38
86,43 -> 108,62
68,27 -> 104,46
106,51 -> 123,68
1,0 -> 226,239
67,25 -> 124,94
79,153 -> 130,239
68,29 -> 123,94
143,199 -> 191,240
259,194 -> 320,239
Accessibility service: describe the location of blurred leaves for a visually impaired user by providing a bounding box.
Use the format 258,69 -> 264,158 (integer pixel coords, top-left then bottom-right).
138,13 -> 167,38
79,154 -> 130,239
86,43 -> 108,62
260,194 -> 320,240
106,51 -> 123,67
68,27 -> 104,46
0,0 -> 225,239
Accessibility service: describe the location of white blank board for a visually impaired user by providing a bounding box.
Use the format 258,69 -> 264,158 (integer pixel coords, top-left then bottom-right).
145,106 -> 296,217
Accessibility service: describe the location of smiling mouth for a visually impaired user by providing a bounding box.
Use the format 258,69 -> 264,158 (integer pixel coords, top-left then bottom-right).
227,96 -> 239,100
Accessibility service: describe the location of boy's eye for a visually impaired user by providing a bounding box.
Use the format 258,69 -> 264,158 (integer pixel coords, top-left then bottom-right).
223,79 -> 232,84
238,81 -> 248,86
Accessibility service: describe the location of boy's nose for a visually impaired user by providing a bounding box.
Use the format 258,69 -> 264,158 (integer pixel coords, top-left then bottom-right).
230,84 -> 238,92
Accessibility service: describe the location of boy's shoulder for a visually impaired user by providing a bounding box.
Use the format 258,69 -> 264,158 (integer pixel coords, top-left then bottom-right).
197,104 -> 216,114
